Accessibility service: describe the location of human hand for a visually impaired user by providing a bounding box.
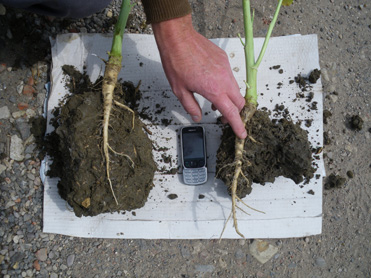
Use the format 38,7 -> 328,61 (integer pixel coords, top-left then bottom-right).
152,15 -> 247,139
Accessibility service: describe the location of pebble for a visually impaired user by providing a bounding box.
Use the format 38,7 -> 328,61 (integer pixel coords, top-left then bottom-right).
10,135 -> 25,161
249,240 -> 279,264
16,83 -> 24,94
234,249 -> 245,260
12,111 -> 26,119
15,119 -> 31,140
321,68 -> 330,82
0,106 -> 10,119
315,257 -> 327,267
0,164 -> 6,175
195,264 -> 215,273
328,94 -> 338,103
239,239 -> 246,246
0,4 -> 6,15
67,254 -> 75,267
219,258 -> 227,268
9,95 -> 17,103
180,246 -> 190,258
35,248 -> 48,262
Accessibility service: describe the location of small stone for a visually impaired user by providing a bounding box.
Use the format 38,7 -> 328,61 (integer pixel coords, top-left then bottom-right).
328,94 -> 338,103
67,254 -> 75,267
13,235 -> 20,244
249,240 -> 279,264
33,260 -> 40,271
22,85 -> 35,96
315,257 -> 326,267
26,109 -> 36,118
10,135 -> 25,161
195,264 -> 215,273
16,119 -> 31,140
17,103 -> 29,111
17,83 -> 24,94
12,111 -> 26,119
239,239 -> 246,246
12,261 -> 19,269
6,29 -> 13,39
50,273 -> 58,278
180,246 -> 190,258
0,4 -> 6,15
219,258 -> 227,268
35,248 -> 47,261
5,200 -> 15,209
321,68 -> 330,82
0,106 -> 10,119
235,249 -> 245,260
0,164 -> 6,175
106,10 -> 113,18
9,95 -> 17,103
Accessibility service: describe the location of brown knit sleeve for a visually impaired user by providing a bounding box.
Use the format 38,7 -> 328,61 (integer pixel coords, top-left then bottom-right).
142,0 -> 192,24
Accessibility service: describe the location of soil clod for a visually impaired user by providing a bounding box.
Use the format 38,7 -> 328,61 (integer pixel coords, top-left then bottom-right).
308,69 -> 321,83
45,66 -> 156,217
349,115 -> 364,131
216,110 -> 315,198
324,173 -> 346,189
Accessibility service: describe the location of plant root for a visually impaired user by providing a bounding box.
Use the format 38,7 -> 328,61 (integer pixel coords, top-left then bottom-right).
221,102 -> 265,239
114,100 -> 135,130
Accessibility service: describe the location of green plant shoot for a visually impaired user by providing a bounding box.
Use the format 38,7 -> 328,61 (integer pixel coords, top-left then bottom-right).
242,0 -> 292,105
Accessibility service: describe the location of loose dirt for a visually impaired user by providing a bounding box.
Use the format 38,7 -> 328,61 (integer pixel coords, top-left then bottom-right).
216,109 -> 315,198
45,66 -> 156,217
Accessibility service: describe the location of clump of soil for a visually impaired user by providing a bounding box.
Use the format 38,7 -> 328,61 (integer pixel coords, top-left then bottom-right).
46,66 -> 156,217
323,110 -> 332,124
324,173 -> 346,189
308,69 -> 321,83
294,68 -> 321,91
216,110 -> 315,198
349,115 -> 364,131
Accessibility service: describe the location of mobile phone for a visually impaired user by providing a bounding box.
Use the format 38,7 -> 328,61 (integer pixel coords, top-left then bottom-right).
180,126 -> 207,185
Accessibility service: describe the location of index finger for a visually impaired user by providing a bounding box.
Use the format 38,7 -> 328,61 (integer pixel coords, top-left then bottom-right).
213,95 -> 247,139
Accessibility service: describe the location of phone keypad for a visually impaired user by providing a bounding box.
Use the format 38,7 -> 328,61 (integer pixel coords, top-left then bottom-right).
183,168 -> 207,185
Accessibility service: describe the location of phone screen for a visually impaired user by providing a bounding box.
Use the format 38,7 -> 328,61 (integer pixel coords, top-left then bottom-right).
182,127 -> 206,168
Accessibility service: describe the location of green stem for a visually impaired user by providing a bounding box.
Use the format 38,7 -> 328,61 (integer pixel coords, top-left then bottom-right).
242,0 -> 283,105
109,0 -> 133,62
243,0 -> 257,105
254,0 -> 283,68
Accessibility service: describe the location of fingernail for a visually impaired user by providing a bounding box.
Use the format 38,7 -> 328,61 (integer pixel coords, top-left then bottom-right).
241,130 -> 247,138
192,115 -> 200,122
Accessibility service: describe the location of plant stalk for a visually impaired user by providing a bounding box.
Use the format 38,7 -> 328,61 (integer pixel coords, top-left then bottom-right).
109,0 -> 133,62
242,0 -> 284,106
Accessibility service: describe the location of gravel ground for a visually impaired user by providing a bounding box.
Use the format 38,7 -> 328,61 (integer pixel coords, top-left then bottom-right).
0,0 -> 370,277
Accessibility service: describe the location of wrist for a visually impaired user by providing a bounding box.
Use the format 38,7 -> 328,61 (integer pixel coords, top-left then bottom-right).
152,14 -> 195,51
